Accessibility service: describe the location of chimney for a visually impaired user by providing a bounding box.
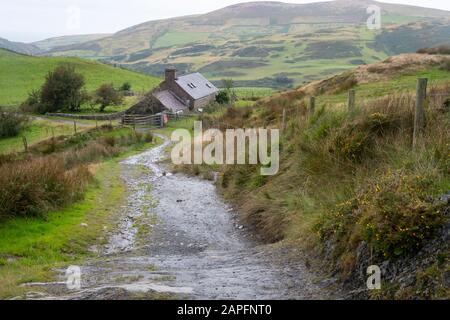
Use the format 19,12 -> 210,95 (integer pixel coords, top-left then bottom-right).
165,68 -> 177,83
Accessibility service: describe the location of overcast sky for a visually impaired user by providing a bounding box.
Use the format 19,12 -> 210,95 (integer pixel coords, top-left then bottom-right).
1,0 -> 449,43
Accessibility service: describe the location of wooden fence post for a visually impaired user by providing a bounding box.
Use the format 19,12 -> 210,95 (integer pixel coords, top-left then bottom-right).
73,121 -> 77,134
309,96 -> 316,115
160,113 -> 164,128
95,117 -> 98,129
348,89 -> 356,111
413,78 -> 428,149
22,136 -> 28,152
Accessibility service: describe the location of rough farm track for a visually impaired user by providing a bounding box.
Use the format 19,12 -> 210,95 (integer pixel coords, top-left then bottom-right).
22,134 -> 334,300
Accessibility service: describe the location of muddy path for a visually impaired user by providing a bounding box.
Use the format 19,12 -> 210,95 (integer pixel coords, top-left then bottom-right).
26,134 -> 333,300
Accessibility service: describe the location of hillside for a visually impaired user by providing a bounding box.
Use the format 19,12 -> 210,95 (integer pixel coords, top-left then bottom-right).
194,53 -> 450,299
0,37 -> 41,56
0,49 -> 161,107
32,34 -> 112,52
45,0 -> 450,88
292,53 -> 450,96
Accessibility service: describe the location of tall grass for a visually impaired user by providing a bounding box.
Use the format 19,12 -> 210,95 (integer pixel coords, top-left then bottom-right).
0,127 -> 148,219
0,157 -> 91,219
210,84 -> 450,257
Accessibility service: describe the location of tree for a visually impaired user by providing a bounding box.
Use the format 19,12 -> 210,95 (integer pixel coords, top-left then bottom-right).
94,83 -> 124,112
40,64 -> 85,112
221,78 -> 236,103
20,89 -> 42,113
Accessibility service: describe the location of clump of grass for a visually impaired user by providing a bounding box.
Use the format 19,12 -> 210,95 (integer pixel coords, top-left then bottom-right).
0,126 -> 149,219
62,142 -> 119,168
0,157 -> 91,219
144,132 -> 153,143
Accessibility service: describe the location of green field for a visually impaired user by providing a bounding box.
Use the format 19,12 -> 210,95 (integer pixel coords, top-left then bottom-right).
312,68 -> 450,108
153,31 -> 211,49
0,118 -> 95,154
0,49 -> 161,107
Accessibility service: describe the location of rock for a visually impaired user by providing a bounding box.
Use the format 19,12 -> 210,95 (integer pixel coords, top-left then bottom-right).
176,199 -> 183,203
80,223 -> 88,228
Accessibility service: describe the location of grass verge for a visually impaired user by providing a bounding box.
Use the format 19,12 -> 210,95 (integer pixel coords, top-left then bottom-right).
0,128 -> 159,298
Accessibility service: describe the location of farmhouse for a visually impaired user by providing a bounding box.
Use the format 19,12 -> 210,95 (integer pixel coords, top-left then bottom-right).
126,68 -> 219,114
127,68 -> 218,115
158,68 -> 219,111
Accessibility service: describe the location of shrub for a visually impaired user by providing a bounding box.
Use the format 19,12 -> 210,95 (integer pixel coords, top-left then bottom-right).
120,82 -> 132,92
216,90 -> 230,104
94,83 -> 124,112
40,64 -> 85,113
359,171 -> 447,258
0,109 -> 28,138
19,90 -> 42,113
315,170 -> 448,259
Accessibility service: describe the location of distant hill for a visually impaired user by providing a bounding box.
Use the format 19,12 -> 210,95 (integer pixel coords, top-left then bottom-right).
33,34 -> 112,52
46,0 -> 450,88
0,49 -> 160,106
0,37 -> 42,55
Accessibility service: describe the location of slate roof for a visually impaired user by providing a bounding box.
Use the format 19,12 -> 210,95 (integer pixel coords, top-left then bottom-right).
175,72 -> 219,100
153,90 -> 188,112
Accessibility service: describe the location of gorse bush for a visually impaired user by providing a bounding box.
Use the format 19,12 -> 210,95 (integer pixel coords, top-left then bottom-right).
315,170 -> 447,259
0,109 -> 28,138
